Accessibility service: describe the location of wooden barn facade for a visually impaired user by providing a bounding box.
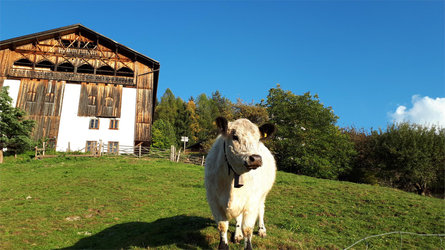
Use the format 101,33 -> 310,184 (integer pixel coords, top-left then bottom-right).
0,24 -> 160,152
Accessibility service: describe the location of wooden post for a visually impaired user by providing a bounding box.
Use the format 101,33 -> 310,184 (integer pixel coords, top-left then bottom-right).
35,146 -> 38,159
67,142 -> 71,153
0,149 -> 3,164
42,142 -> 46,156
138,144 -> 142,158
170,145 -> 175,162
176,149 -> 181,163
98,140 -> 103,157
201,156 -> 205,166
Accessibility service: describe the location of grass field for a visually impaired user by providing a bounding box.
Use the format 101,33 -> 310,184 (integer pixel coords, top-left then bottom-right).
0,155 -> 443,249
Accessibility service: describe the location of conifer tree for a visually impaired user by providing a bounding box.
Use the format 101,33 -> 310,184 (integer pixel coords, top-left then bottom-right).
185,99 -> 200,144
0,87 -> 35,162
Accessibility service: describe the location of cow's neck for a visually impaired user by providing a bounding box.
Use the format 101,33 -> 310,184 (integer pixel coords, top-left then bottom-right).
223,141 -> 244,188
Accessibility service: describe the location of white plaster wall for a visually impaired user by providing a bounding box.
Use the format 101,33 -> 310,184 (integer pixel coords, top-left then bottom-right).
3,79 -> 21,106
56,83 -> 136,152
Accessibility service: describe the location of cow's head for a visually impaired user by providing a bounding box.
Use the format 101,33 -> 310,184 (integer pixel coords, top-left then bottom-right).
216,117 -> 275,175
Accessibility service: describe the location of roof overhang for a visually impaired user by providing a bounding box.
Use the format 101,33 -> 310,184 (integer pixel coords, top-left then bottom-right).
0,24 -> 160,70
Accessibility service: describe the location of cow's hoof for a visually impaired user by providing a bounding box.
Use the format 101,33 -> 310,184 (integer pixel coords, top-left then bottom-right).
258,228 -> 267,238
244,242 -> 253,250
218,241 -> 229,250
234,234 -> 243,244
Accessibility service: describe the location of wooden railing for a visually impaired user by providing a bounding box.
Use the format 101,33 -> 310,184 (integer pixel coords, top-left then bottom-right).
35,142 -> 206,166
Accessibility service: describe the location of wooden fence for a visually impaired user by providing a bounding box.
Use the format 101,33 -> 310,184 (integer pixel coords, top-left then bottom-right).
35,142 -> 206,166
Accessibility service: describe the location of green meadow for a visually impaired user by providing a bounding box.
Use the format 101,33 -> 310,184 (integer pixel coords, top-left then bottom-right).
0,156 -> 443,249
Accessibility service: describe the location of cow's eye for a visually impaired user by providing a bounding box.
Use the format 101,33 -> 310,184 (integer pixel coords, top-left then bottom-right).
232,135 -> 239,141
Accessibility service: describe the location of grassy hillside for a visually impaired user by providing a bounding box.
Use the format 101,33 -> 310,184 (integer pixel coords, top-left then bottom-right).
0,156 -> 443,249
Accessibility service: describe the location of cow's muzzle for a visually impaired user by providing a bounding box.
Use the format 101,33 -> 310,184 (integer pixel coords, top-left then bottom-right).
244,154 -> 262,169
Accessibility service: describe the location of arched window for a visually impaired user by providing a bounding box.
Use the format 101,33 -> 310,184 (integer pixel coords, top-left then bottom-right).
35,60 -> 55,71
56,62 -> 75,72
27,90 -> 36,102
88,95 -> 96,106
77,64 -> 94,74
14,58 -> 33,68
105,96 -> 114,107
116,67 -> 134,77
96,65 -> 114,76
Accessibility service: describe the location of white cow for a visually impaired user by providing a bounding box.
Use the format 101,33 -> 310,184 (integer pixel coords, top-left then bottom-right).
205,117 -> 276,250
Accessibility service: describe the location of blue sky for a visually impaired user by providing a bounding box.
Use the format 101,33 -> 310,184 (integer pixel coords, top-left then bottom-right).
1,0 -> 444,130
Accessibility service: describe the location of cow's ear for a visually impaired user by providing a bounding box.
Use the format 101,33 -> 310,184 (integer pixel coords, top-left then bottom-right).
215,117 -> 228,136
259,123 -> 276,140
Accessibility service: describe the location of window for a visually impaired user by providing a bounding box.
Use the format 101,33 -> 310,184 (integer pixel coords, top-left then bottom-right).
45,82 -> 55,103
96,65 -> 114,76
89,118 -> 99,129
45,93 -> 54,103
27,90 -> 36,102
86,141 -> 97,153
109,119 -> 119,130
14,58 -> 33,68
105,96 -> 113,107
56,62 -> 75,72
77,64 -> 94,74
88,95 -> 96,106
116,67 -> 134,77
108,141 -> 119,154
35,60 -> 55,71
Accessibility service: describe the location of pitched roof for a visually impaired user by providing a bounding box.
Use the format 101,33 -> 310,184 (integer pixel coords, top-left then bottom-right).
0,24 -> 160,69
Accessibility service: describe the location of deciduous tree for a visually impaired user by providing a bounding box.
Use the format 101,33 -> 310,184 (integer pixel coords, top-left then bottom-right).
265,85 -> 356,179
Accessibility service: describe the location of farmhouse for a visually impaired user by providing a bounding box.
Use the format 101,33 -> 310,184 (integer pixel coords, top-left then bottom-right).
0,24 -> 160,153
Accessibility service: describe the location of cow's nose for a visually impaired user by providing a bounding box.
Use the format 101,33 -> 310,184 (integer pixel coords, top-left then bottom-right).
248,154 -> 262,168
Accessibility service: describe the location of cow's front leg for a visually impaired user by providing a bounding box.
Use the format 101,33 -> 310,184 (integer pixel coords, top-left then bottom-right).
242,210 -> 259,250
234,213 -> 243,243
218,221 -> 229,249
258,200 -> 267,238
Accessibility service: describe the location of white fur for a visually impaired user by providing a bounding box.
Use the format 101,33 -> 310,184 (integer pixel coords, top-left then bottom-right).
205,119 -> 276,248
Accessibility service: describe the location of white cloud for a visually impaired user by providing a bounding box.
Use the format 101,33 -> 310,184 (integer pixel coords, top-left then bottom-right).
390,95 -> 445,128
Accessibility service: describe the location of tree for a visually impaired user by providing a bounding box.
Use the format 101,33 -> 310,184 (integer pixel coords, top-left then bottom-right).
233,99 -> 269,125
0,87 -> 35,162
154,89 -> 190,146
372,123 -> 445,195
185,99 -> 200,144
196,93 -> 219,142
155,88 -> 178,126
211,91 -> 234,120
265,85 -> 356,179
342,127 -> 380,184
173,97 -> 188,144
151,119 -> 176,149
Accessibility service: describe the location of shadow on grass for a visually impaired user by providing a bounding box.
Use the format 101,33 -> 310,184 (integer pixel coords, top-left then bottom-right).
59,215 -> 214,249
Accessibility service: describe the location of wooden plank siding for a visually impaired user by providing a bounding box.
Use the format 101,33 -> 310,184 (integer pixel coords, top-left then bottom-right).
134,62 -> 154,143
77,82 -> 122,118
0,49 -> 15,77
1,25 -> 159,148
15,79 -> 65,141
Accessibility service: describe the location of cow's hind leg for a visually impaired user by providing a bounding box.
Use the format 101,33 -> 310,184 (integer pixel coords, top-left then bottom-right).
242,210 -> 259,250
258,199 -> 267,238
234,213 -> 243,243
218,221 -> 229,249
